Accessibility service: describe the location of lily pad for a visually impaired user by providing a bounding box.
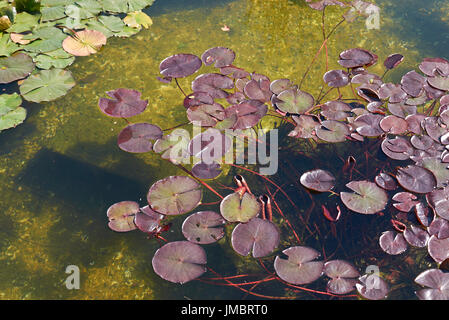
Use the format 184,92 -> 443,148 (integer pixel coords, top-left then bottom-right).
160,53 -> 202,79
403,224 -> 429,248
151,241 -> 206,284
300,169 -> 335,192
428,235 -> 449,263
421,157 -> 449,188
220,192 -> 260,223
0,93 -> 26,132
191,73 -> 234,99
274,88 -> 314,114
191,161 -> 222,180
62,29 -> 107,56
19,68 -> 75,103
182,211 -> 225,244
153,129 -> 190,164
396,165 -> 437,194
106,200 -> 139,232
231,218 -> 280,258
384,53 -> 404,70
375,172 -> 397,191
188,128 -> 231,163
427,186 -> 449,220
147,176 -> 202,215
201,47 -> 235,68
340,180 -> 388,214
356,274 -> 389,300
186,103 -> 225,127
224,99 -> 267,130
98,88 -> 148,118
379,230 -> 407,255
0,52 -> 35,84
274,246 -> 324,285
316,120 -> 349,143
123,10 -> 153,28
134,205 -> 164,233
324,260 -> 360,295
117,122 -> 163,153
428,218 -> 449,239
338,48 -> 377,68
401,70 -> 425,97
415,269 -> 449,300
323,69 -> 349,88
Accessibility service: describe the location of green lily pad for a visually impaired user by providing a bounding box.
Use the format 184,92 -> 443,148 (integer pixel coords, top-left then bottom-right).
124,10 -> 152,28
66,0 -> 102,20
220,192 -> 260,223
19,68 -> 76,103
6,12 -> 40,33
22,27 -> 67,53
102,0 -> 155,13
340,180 -> 388,214
0,93 -> 26,131
33,53 -> 75,69
0,52 -> 35,84
86,15 -> 126,38
0,32 -> 20,57
41,5 -> 66,21
275,88 -> 315,114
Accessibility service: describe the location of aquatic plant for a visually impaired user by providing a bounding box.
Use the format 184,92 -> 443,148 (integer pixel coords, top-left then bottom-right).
0,0 -> 155,132
99,0 -> 449,300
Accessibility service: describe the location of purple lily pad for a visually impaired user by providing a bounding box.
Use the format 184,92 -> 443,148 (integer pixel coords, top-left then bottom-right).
427,74 -> 449,91
191,161 -> 222,180
403,224 -> 429,247
220,65 -> 250,79
384,53 -> 404,70
224,99 -> 267,130
323,69 -> 349,88
428,218 -> 449,239
379,230 -> 407,255
106,201 -> 139,232
340,180 -> 388,215
288,115 -> 320,139
356,274 -> 389,300
354,114 -> 384,137
152,129 -> 190,164
415,269 -> 449,300
388,103 -> 417,118
324,260 -> 360,295
338,48 -> 377,69
152,241 -> 207,284
188,128 -> 232,163
380,115 -> 408,134
427,186 -> 449,220
274,246 -> 324,285
316,120 -> 350,143
147,176 -> 202,215
231,218 -> 280,258
182,211 -> 225,244
270,79 -> 295,95
421,157 -> 449,188
183,92 -> 214,109
320,101 -> 351,120
117,123 -> 163,153
405,114 -> 426,134
422,117 -> 447,142
415,202 -> 432,227
428,235 -> 449,263
98,88 -> 148,118
396,165 -> 437,194
381,137 -> 413,161
410,135 -> 435,150
401,70 -> 426,97
220,192 -> 260,223
375,172 -> 397,191
191,73 -> 234,99
134,205 -> 164,233
378,83 -> 408,103
243,79 -> 272,102
392,192 -> 419,213
419,58 -> 449,77
186,103 -> 225,127
159,53 -> 202,78
300,169 -> 336,192
201,47 -> 235,68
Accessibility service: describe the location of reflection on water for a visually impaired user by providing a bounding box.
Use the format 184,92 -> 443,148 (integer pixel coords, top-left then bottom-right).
0,0 -> 447,299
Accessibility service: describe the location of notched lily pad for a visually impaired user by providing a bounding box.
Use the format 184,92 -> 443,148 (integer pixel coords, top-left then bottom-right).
340,180 -> 388,214
106,200 -> 139,232
182,211 -> 225,244
117,122 -> 162,153
220,192 -> 260,223
98,88 -> 148,118
300,169 -> 335,192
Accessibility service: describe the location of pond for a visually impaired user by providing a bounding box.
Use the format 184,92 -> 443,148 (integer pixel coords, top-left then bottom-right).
0,0 -> 448,300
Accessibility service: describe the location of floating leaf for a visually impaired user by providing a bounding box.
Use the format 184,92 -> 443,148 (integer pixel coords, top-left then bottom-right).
274,246 -> 324,285
134,205 -> 164,233
428,235 -> 449,263
356,274 -> 389,300
153,129 -> 190,164
201,47 -> 235,68
392,192 -> 418,212
106,201 -> 139,232
396,165 -> 437,194
188,128 -> 231,163
182,211 -> 225,244
320,101 -> 351,120
375,172 -> 397,191
427,186 -> 449,220
324,260 -> 360,295
354,114 -> 384,137
191,73 -> 233,99
224,99 -> 267,130
147,176 -> 202,215
300,169 -> 335,192
19,68 -> 75,103
191,161 -> 222,180
152,241 -> 206,284
288,115 -> 319,139
231,218 -> 280,258
160,53 -> 202,79
401,70 -> 425,97
243,79 -> 272,102
124,10 -> 153,28
274,88 -> 314,114
384,53 -> 404,70
270,78 -> 295,95
62,29 -> 107,56
340,180 -> 388,214
419,58 -> 449,77
338,48 -> 377,68
421,157 -> 449,188
316,120 -> 349,143
380,230 -> 407,255
379,115 -> 408,135
98,88 -> 148,118
0,52 -> 35,84
0,93 -> 26,132
117,122 -> 163,153
220,192 -> 260,223
403,225 -> 429,248
415,269 -> 449,300
428,218 -> 449,240
186,103 -> 225,127
323,69 -> 349,88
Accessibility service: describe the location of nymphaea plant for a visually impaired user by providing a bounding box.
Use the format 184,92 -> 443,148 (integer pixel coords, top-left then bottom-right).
0,0 -> 154,132
100,0 -> 449,300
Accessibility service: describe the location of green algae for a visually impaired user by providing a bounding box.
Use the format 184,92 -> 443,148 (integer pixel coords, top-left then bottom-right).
0,0 -> 445,299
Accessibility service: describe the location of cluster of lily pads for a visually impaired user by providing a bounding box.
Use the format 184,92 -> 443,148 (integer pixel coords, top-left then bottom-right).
99,1 -> 449,300
0,0 -> 154,132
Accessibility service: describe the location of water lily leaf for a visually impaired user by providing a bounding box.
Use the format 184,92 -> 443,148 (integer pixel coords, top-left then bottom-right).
191,161 -> 222,180
323,69 -> 349,88
220,192 -> 260,223
401,70 -> 425,97
0,32 -> 19,56
419,58 -> 449,77
182,211 -> 225,244
134,205 -> 164,233
102,0 -> 155,13
62,29 -> 107,56
324,260 -> 359,295
354,114 -> 384,137
33,53 -> 75,69
0,52 -> 35,84
41,6 -> 66,21
384,53 -> 404,70
147,176 -> 202,215
316,120 -> 349,143
403,225 -> 429,248
106,200 -> 139,232
428,218 -> 449,239
243,79 -> 272,102
428,235 -> 449,263
191,73 -> 233,99
188,128 -> 231,163
396,165 -> 437,194
98,88 -> 148,118
274,88 -> 314,114
338,48 -> 377,68
388,102 -> 417,118
224,99 -> 267,130
421,157 -> 449,188
231,218 -> 280,258
124,10 -> 152,28
375,172 -> 397,191
427,186 -> 449,220
201,46 -> 235,68
153,129 -> 190,164
320,101 -> 351,120
381,137 -> 413,160
158,54 -> 202,80
340,180 -> 388,214
427,75 -> 449,91
19,68 -> 75,103
6,12 -> 40,33
0,93 -> 26,131
274,246 -> 324,285
288,115 -> 319,139
152,241 -> 206,284
186,103 -> 225,127
379,230 -> 407,255
415,269 -> 449,300
66,0 -> 102,20
379,115 -> 408,134
117,122 -> 163,153
356,274 -> 389,300
300,169 -> 335,192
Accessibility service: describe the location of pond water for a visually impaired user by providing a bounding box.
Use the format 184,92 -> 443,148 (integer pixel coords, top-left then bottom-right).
0,0 -> 448,299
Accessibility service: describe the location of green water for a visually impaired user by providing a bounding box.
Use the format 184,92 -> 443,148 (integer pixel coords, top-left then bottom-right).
0,0 -> 447,299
